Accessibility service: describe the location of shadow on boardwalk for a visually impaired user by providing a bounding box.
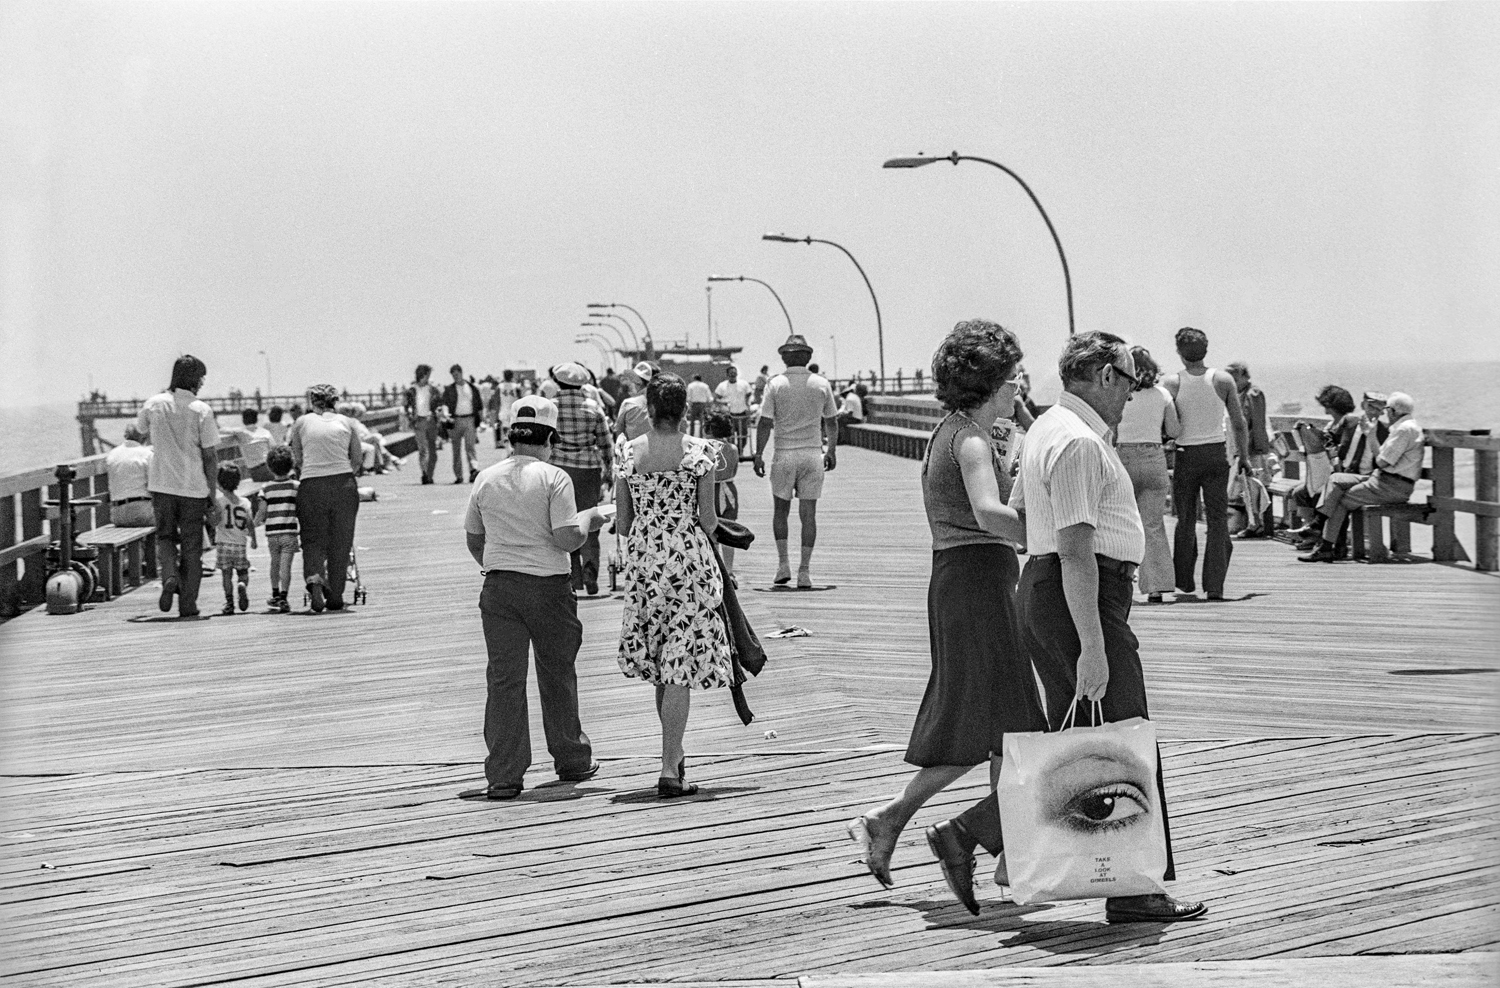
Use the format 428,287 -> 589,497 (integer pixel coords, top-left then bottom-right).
2,446 -> 1497,986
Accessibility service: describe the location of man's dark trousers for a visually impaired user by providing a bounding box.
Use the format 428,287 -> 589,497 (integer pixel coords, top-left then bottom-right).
152,492 -> 207,615
558,466 -> 602,590
1172,442 -> 1232,595
479,571 -> 593,788
953,555 -> 1176,882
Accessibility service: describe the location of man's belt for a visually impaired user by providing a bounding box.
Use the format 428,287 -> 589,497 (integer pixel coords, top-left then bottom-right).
1376,469 -> 1417,486
112,496 -> 152,505
1031,552 -> 1139,580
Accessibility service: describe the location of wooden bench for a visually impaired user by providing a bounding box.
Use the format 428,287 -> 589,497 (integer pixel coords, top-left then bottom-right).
75,524 -> 157,599
844,423 -> 931,461
1352,502 -> 1434,563
383,431 -> 417,459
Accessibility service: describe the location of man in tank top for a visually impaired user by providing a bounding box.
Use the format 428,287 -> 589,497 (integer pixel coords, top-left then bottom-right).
1161,327 -> 1250,601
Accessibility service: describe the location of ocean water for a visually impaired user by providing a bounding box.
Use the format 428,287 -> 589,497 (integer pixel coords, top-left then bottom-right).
4,361 -> 1496,477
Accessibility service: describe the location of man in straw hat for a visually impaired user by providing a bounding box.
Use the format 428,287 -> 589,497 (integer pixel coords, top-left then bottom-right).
549,362 -> 614,595
753,334 -> 840,587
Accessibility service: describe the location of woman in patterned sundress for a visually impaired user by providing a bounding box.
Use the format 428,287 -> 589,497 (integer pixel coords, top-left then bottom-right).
615,373 -> 732,797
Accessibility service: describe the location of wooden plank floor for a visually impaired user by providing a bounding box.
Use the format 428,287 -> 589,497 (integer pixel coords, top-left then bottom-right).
2,444 -> 1498,985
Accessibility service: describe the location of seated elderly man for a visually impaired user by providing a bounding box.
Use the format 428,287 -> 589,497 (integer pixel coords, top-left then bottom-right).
1299,392 -> 1423,563
338,402 -> 393,474
105,425 -> 156,527
1292,389 -> 1389,549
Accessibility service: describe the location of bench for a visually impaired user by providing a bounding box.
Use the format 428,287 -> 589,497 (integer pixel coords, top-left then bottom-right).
383,431 -> 417,459
75,525 -> 157,599
1352,502 -> 1435,564
844,423 -> 931,461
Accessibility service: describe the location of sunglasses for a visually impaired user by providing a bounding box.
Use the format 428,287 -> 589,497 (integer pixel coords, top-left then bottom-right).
1108,363 -> 1140,389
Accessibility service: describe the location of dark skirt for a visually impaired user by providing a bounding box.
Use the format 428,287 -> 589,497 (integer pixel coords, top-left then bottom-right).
905,542 -> 1048,767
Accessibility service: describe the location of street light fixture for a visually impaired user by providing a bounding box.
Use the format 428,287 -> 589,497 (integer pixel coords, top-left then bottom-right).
580,321 -> 631,353
257,350 -> 272,397
586,302 -> 653,349
573,334 -> 612,372
883,150 -> 1075,337
762,234 -> 884,381
586,311 -> 640,351
706,275 -> 794,335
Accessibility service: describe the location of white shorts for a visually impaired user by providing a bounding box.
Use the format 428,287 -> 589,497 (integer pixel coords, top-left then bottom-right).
770,448 -> 825,501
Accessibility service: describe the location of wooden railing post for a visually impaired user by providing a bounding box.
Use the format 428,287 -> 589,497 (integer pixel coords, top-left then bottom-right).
20,488 -> 45,603
1477,449 -> 1498,572
1430,445 -> 1462,562
0,494 -> 16,617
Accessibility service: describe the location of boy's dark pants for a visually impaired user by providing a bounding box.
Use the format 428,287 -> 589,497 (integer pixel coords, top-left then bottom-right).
479,571 -> 593,787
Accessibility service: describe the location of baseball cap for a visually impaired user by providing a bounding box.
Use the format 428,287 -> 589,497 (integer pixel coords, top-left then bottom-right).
510,395 -> 559,430
630,360 -> 659,382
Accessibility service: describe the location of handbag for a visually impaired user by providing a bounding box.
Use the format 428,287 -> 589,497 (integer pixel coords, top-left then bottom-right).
995,701 -> 1169,904
715,518 -> 755,550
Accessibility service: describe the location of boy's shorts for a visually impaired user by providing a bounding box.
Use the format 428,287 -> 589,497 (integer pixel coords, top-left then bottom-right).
770,448 -> 825,501
267,533 -> 301,554
216,543 -> 249,571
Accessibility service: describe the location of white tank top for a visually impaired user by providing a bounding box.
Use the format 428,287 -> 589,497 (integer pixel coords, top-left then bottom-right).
1174,368 -> 1225,446
1116,385 -> 1171,444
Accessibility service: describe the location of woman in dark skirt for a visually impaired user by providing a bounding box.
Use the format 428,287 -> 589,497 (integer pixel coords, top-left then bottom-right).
847,319 -> 1047,888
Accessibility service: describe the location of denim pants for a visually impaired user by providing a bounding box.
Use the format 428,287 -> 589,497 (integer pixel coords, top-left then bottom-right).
559,466 -> 602,589
450,418 -> 478,480
952,555 -> 1176,883
479,571 -> 593,787
1118,443 -> 1174,594
297,474 -> 359,600
152,492 -> 207,615
413,416 -> 439,481
1171,442 -> 1232,595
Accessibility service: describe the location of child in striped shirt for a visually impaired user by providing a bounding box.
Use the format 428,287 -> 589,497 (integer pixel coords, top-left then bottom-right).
255,445 -> 301,613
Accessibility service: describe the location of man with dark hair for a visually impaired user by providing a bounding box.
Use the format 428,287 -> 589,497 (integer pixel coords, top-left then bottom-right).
548,362 -> 614,595
443,363 -> 483,483
753,335 -> 839,587
136,354 -> 220,618
404,364 -> 441,484
1162,328 -> 1250,601
928,331 -> 1205,924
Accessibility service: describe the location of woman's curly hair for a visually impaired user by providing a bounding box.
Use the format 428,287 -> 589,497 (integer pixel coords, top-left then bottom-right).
932,320 -> 1023,412
306,384 -> 340,411
646,372 -> 688,424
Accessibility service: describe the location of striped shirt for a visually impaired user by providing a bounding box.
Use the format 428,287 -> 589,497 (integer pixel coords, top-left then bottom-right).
261,479 -> 300,535
1011,391 -> 1145,563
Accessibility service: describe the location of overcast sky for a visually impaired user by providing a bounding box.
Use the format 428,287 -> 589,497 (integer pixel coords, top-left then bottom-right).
3,1 -> 1496,407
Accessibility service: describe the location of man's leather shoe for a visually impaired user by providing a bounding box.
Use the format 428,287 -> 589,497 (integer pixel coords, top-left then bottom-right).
1105,893 -> 1207,923
1298,541 -> 1336,563
925,821 -> 980,915
484,784 -> 523,800
159,578 -> 178,613
558,760 -> 600,783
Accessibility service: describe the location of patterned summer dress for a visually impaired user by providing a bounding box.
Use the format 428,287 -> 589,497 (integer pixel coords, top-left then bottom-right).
617,437 -> 733,689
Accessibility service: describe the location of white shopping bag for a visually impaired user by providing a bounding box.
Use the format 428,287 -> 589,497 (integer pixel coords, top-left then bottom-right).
995,706 -> 1169,904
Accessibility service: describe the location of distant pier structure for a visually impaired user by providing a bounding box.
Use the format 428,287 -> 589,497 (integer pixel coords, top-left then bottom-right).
75,390 -> 398,456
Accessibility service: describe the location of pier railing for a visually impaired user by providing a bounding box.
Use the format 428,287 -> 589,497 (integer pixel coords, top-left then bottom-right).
76,392 -> 399,455
1,408 -> 408,617
855,397 -> 1499,571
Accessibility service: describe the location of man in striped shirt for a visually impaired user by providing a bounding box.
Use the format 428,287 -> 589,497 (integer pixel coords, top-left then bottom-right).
929,331 -> 1206,924
255,445 -> 301,613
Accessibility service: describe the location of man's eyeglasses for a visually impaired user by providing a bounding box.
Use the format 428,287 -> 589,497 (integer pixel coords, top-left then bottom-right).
1109,363 -> 1140,389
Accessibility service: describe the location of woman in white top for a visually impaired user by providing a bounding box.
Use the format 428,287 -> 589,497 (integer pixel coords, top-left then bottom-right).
290,384 -> 364,612
1115,347 -> 1180,602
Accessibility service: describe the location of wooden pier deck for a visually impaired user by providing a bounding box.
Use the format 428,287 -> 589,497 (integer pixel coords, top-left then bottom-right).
2,444 -> 1498,986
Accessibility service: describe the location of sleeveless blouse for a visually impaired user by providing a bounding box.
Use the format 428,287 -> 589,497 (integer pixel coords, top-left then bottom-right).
923,414 -> 1013,551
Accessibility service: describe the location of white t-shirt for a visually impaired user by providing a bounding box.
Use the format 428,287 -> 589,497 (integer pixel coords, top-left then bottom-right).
413,384 -> 432,418
135,389 -> 220,498
216,490 -> 255,548
105,441 -> 153,501
465,455 -> 579,577
455,385 -> 473,418
687,380 -> 714,404
1116,385 -> 1173,444
716,379 -> 753,414
236,425 -> 274,467
840,393 -> 865,421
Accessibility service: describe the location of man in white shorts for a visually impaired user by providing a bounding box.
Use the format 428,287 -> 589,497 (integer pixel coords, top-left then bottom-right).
753,334 -> 839,587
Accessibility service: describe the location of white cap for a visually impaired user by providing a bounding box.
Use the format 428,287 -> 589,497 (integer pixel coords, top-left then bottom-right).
510,395 -> 559,430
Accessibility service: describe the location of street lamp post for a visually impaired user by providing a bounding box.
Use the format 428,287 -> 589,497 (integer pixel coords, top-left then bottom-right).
257,350 -> 272,398
585,311 -> 640,351
883,150 -> 1074,337
587,303 -> 653,351
706,275 -> 795,336
581,321 -> 631,354
762,234 -> 884,382
573,334 -> 612,373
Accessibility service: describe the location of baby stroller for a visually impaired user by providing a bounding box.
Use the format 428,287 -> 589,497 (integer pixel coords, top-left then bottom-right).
303,548 -> 369,606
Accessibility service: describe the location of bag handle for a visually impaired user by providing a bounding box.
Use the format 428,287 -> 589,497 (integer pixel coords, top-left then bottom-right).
1059,698 -> 1104,732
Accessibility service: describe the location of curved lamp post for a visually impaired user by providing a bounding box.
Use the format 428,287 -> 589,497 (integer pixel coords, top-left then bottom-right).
581,321 -> 631,353
585,311 -> 640,351
573,334 -> 612,372
762,234 -> 884,381
884,151 -> 1074,337
587,302 -> 653,350
707,275 -> 794,335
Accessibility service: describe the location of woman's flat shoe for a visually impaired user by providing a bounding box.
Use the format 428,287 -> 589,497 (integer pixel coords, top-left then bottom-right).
656,776 -> 698,798
846,814 -> 897,888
